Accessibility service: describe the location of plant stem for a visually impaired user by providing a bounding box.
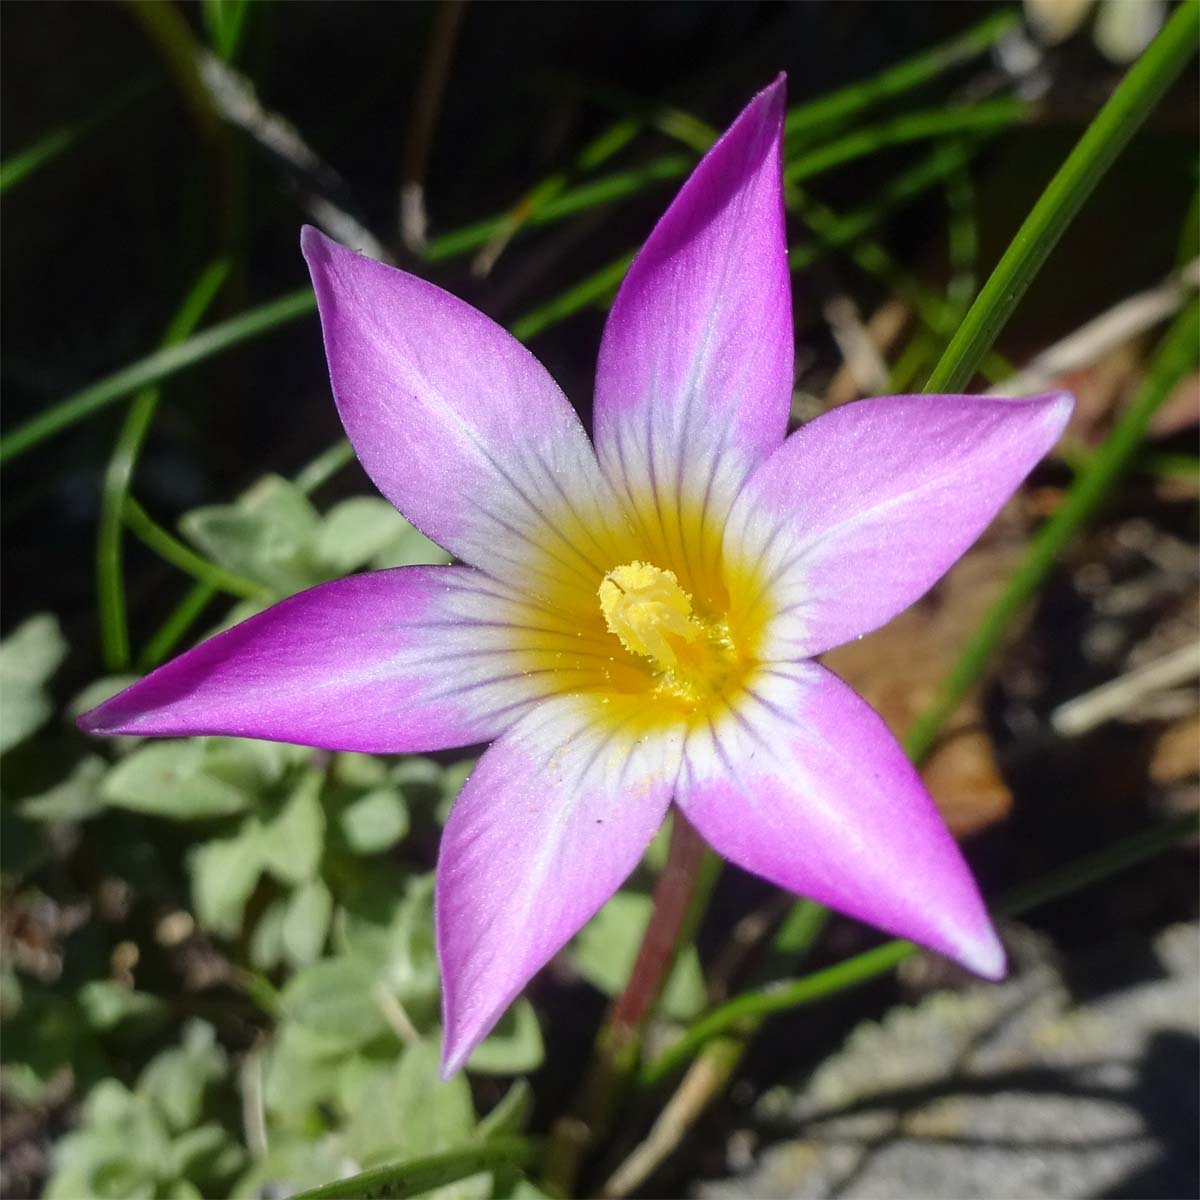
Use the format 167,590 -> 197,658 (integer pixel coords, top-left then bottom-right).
121,498 -> 271,601
542,810 -> 709,1196
609,811 -> 709,1042
97,259 -> 230,670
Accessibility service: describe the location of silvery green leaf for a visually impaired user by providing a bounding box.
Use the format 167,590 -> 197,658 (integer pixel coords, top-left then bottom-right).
343,1037 -> 475,1168
475,1078 -> 534,1139
466,999 -> 543,1075
101,741 -> 253,819
249,897 -> 288,971
19,756 -> 108,822
338,786 -> 409,855
281,878 -> 333,967
257,770 -> 325,886
77,981 -> 167,1033
180,474 -> 321,595
280,956 -> 391,1054
0,614 -> 67,752
312,497 -> 416,574
137,1019 -> 227,1132
189,825 -> 265,936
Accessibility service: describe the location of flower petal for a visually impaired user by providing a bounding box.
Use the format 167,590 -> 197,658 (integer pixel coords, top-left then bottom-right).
302,227 -> 618,586
592,77 -> 792,569
437,696 -> 683,1075
676,663 -> 1004,978
77,567 -> 565,753
727,391 -> 1073,658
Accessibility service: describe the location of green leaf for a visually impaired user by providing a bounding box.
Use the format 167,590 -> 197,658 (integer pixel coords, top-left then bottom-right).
189,825 -> 265,937
180,475 -> 321,596
19,756 -> 109,822
466,1000 -> 544,1075
168,1122 -> 243,1182
333,872 -> 441,1033
0,985 -> 93,1103
313,498 -> 431,574
343,1037 -> 476,1168
137,1019 -> 227,1132
203,736 -> 303,793
101,741 -> 254,818
284,1141 -> 535,1200
370,523 -> 453,570
426,758 -> 474,824
260,1024 -> 347,1125
248,896 -> 287,971
333,750 -> 390,789
77,981 -> 167,1033
572,890 -> 707,1021
258,770 -> 325,886
338,786 -> 410,855
68,675 -> 142,721
280,957 -> 391,1054
0,614 -> 68,752
281,878 -> 334,967
230,1134 -> 363,1199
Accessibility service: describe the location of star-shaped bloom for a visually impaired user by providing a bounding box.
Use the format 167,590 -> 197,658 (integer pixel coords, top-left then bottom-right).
81,77 -> 1072,1075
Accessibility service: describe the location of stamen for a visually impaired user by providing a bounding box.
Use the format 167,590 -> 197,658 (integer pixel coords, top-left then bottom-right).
598,561 -> 701,671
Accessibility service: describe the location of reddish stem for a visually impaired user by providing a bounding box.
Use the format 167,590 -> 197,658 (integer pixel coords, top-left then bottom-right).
608,807 -> 707,1046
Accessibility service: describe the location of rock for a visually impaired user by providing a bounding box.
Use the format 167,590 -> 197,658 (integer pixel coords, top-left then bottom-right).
700,923 -> 1199,1199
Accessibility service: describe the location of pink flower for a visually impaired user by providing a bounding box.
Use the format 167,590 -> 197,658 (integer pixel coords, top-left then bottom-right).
80,78 -> 1072,1076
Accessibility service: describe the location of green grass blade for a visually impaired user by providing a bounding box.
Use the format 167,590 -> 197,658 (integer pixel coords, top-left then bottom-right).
0,79 -> 153,194
784,9 -> 1019,142
784,99 -> 1029,186
788,137 -> 987,272
906,299 -> 1198,759
1,126 -> 83,194
641,810 -> 1198,1086
202,0 -> 252,61
0,289 -> 315,465
944,153 -> 979,319
426,154 -> 693,262
286,1136 -> 537,1200
96,260 -> 231,670
510,251 -> 636,340
294,439 -> 357,496
139,581 -> 218,671
121,497 -> 270,601
925,1 -> 1199,393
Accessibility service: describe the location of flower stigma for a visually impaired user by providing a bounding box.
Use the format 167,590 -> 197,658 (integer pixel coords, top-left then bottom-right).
598,561 -> 740,706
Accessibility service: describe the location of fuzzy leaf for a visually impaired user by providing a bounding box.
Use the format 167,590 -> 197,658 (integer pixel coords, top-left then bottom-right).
0,614 -> 68,752
466,1000 -> 544,1075
338,786 -> 409,855
281,878 -> 333,967
101,741 -> 254,819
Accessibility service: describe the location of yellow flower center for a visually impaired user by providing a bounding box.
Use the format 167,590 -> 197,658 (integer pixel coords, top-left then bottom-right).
598,561 -> 740,705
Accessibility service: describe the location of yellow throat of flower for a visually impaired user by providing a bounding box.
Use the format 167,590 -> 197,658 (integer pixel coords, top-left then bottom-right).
598,561 -> 740,705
